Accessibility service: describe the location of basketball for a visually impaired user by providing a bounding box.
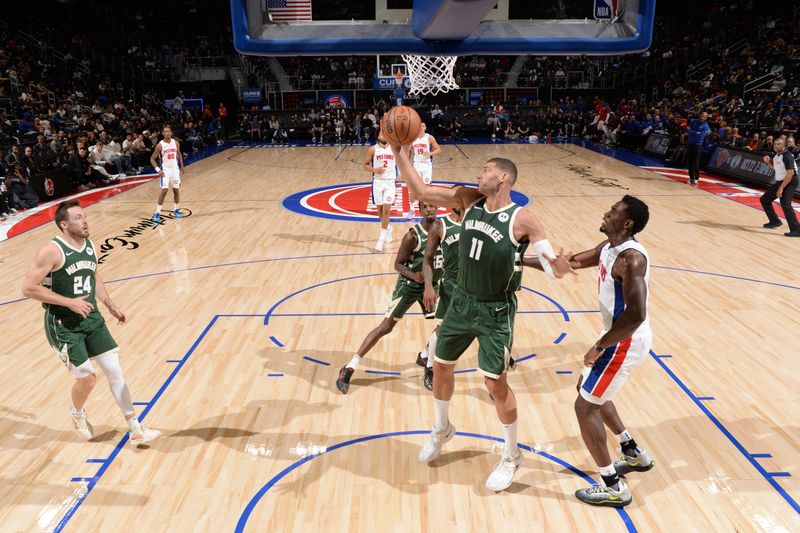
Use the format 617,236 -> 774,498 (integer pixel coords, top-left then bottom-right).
381,106 -> 422,145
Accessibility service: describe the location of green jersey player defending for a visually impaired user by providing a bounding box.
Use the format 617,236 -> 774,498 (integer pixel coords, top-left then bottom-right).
389,134 -> 573,492
336,200 -> 444,394
22,200 -> 161,446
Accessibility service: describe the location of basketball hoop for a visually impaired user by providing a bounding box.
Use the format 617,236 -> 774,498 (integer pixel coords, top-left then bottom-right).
401,55 -> 459,96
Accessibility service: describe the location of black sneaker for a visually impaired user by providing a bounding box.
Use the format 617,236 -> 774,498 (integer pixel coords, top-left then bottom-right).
423,367 -> 433,391
785,230 -> 800,237
416,352 -> 427,367
336,366 -> 354,394
689,179 -> 698,185
764,221 -> 783,228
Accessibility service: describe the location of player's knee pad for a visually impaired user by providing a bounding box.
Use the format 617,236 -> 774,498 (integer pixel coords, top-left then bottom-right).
94,348 -> 124,382
72,359 -> 96,379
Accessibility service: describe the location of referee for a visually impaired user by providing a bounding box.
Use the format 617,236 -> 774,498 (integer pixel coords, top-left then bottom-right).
761,137 -> 800,237
685,111 -> 710,185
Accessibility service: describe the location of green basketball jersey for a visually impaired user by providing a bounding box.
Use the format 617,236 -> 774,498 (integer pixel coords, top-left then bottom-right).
457,198 -> 529,300
43,237 -> 99,317
399,222 -> 444,290
440,215 -> 462,278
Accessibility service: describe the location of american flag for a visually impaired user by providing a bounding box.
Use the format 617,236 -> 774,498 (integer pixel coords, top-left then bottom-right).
267,0 -> 312,22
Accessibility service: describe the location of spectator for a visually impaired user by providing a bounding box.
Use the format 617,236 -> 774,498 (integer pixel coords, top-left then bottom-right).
88,142 -> 120,181
685,111 -> 710,185
5,146 -> 22,168
8,166 -> 39,208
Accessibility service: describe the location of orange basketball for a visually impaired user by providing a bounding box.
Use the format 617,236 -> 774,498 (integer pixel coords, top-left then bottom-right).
381,106 -> 422,145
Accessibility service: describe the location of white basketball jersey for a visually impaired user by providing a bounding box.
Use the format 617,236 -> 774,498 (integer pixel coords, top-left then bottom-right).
373,143 -> 397,180
412,134 -> 432,167
160,139 -> 179,169
598,239 -> 650,335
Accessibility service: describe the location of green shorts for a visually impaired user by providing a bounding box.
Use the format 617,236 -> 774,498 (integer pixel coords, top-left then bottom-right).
435,286 -> 517,378
385,278 -> 438,320
44,311 -> 118,370
434,276 -> 457,324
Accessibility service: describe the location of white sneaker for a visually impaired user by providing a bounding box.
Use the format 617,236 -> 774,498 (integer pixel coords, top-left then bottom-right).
485,451 -> 523,491
70,408 -> 94,441
384,227 -> 393,243
128,422 -> 162,447
418,422 -> 456,462
374,237 -> 384,252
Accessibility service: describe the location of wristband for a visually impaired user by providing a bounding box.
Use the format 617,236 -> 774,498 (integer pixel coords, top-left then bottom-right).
155,166 -> 161,172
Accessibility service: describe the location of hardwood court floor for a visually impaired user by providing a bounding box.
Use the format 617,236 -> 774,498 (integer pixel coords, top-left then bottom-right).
0,143 -> 798,532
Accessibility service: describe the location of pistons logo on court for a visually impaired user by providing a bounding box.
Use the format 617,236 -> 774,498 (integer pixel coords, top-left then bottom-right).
282,182 -> 529,222
44,178 -> 55,197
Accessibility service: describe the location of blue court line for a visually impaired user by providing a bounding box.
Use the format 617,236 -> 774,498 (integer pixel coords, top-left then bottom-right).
334,145 -> 348,161
553,332 -> 567,344
695,396 -> 715,401
266,310 -> 599,317
132,402 -> 149,406
53,315 -> 219,532
70,478 -> 93,483
263,272 -> 396,325
519,286 -> 570,321
555,370 -> 573,375
768,472 -> 792,478
454,368 -> 478,374
365,369 -> 402,376
3,252 -> 796,309
85,459 -> 106,464
651,265 -> 800,291
514,353 -> 537,364
166,359 -> 182,363
266,373 -> 284,377
653,354 -> 672,358
751,453 -> 773,459
649,348 -> 800,515
235,430 -> 636,533
303,356 -> 331,367
269,336 -> 284,348
453,143 -> 470,159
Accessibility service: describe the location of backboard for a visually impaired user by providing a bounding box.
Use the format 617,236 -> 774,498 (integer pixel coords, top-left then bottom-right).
231,0 -> 656,57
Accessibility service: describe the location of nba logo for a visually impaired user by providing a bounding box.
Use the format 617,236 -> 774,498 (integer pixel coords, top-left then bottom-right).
594,0 -> 617,20
325,95 -> 348,108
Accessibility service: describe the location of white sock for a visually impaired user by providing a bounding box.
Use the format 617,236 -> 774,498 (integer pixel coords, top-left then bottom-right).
426,355 -> 434,369
433,398 -> 450,433
70,405 -> 85,417
173,203 -> 179,211
600,463 -> 616,479
346,354 -> 362,369
127,417 -> 139,430
379,229 -> 387,240
502,420 -> 518,457
156,204 -> 162,214
616,429 -> 633,443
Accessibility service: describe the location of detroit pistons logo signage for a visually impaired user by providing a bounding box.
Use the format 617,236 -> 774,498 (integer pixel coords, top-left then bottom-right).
282,182 -> 530,222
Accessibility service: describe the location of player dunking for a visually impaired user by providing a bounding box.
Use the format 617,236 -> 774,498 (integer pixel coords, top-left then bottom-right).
364,135 -> 399,251
336,200 -> 443,393
526,195 -> 655,507
151,125 -> 185,222
22,201 -> 161,446
391,136 -> 573,491
405,123 -> 441,220
416,206 -> 462,390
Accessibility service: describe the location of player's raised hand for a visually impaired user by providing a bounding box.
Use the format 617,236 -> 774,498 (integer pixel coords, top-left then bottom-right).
67,295 -> 94,318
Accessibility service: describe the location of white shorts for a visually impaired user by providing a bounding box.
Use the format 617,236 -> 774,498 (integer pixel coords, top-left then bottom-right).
579,330 -> 652,405
160,168 -> 181,189
372,179 -> 396,206
414,165 -> 433,184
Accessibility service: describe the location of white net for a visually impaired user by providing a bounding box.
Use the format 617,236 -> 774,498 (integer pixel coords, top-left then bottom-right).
401,55 -> 459,96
